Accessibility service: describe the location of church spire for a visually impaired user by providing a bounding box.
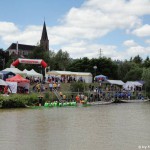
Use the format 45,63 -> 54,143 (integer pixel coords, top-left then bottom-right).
40,21 -> 49,51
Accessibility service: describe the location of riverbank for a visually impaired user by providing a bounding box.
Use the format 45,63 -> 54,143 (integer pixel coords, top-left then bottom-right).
0,82 -> 148,108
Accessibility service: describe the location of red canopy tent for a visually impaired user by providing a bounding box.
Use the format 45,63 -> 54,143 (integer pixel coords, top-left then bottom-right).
6,74 -> 30,93
6,74 -> 30,83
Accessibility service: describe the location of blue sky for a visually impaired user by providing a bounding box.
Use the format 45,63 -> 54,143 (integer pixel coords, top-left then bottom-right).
0,0 -> 150,60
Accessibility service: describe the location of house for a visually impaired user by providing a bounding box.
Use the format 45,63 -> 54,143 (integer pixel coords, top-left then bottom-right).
7,21 -> 49,58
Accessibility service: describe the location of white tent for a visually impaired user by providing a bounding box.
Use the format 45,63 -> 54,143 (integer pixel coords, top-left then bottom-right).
123,81 -> 143,91
30,69 -> 43,78
105,80 -> 125,86
23,69 -> 43,78
46,71 -> 92,83
0,79 -> 8,86
3,68 -> 26,76
72,72 -> 92,83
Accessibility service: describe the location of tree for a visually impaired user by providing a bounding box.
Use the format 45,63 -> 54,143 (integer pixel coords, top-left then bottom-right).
132,55 -> 142,65
28,45 -> 50,75
142,68 -> 150,97
143,56 -> 150,68
123,67 -> 143,82
117,61 -> 138,81
53,49 -> 71,70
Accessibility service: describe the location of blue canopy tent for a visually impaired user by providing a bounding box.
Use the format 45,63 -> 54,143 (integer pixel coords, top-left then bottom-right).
95,74 -> 108,81
0,71 -> 15,81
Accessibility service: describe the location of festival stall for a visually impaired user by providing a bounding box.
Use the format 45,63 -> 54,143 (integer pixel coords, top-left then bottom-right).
0,79 -> 8,86
6,74 -> 30,93
0,71 -> 15,80
29,69 -> 43,78
123,81 -> 143,91
46,71 -> 92,83
0,79 -> 11,94
72,72 -> 92,83
104,80 -> 125,86
23,69 -> 43,78
95,74 -> 108,81
3,68 -> 27,77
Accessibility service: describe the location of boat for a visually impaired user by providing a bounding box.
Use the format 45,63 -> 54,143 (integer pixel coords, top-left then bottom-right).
84,99 -> 115,106
119,99 -> 150,103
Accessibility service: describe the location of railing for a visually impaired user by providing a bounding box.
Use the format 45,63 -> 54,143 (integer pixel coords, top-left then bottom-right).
53,89 -> 63,103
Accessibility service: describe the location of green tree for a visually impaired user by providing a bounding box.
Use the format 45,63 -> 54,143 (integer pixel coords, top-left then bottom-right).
53,49 -> 71,70
123,67 -> 143,81
143,56 -> 150,68
117,61 -> 138,81
142,68 -> 150,97
132,55 -> 142,65
28,45 -> 50,75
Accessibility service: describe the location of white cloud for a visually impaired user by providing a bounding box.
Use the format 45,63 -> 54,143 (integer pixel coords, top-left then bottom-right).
0,0 -> 150,60
0,22 -> 19,36
126,46 -> 150,58
145,39 -> 150,45
132,24 -> 150,37
123,40 -> 138,47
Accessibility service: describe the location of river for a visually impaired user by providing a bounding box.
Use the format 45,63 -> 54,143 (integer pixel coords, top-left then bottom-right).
0,102 -> 150,150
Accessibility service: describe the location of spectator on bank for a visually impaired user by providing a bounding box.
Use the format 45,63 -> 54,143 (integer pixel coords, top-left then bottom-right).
49,82 -> 53,91
53,82 -> 57,90
4,85 -> 8,94
75,95 -> 80,103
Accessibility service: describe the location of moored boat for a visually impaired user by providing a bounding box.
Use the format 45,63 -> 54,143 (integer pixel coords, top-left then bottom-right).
119,99 -> 150,103
85,99 -> 115,105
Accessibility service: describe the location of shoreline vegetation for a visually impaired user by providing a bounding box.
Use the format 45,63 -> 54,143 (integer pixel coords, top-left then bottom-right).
0,82 -> 149,109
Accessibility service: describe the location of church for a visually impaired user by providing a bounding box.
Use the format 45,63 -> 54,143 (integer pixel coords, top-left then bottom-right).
7,21 -> 49,58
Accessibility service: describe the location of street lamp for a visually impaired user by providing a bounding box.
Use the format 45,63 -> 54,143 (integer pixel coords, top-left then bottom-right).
93,65 -> 97,82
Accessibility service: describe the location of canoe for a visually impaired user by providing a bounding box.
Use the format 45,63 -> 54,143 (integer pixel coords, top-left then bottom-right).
119,99 -> 150,103
85,99 -> 115,105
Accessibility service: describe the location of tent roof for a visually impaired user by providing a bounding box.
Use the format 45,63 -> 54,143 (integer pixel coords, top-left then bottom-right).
125,81 -> 142,87
47,71 -> 92,76
3,68 -> 26,76
6,74 -> 30,83
105,80 -> 125,85
23,69 -> 42,77
0,79 -> 8,86
0,71 -> 15,75
95,74 -> 107,78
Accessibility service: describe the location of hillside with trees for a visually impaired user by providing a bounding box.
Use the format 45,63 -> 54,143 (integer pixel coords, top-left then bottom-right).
0,48 -> 150,94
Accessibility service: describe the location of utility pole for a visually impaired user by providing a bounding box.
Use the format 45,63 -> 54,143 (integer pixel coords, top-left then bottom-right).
99,48 -> 103,58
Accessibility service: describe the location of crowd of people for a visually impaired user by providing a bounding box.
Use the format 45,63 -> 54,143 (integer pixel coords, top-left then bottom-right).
87,83 -> 144,101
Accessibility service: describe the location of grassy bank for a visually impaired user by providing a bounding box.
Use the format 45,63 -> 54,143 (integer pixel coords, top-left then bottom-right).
0,82 -> 95,108
0,82 -> 148,108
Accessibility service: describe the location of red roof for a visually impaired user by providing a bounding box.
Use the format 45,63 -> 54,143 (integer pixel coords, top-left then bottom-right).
6,74 -> 30,83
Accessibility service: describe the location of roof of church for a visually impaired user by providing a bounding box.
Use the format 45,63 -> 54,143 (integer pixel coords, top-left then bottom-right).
41,21 -> 48,41
7,43 -> 36,51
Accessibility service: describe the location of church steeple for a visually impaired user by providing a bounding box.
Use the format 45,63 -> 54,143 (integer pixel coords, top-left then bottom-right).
40,21 -> 49,51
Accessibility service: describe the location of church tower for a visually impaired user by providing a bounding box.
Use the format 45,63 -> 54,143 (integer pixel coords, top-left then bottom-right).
40,21 -> 49,51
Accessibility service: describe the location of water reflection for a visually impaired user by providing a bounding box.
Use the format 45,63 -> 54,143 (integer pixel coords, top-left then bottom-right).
0,103 -> 150,150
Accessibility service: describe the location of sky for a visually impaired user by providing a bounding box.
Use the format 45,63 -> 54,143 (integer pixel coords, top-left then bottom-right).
0,0 -> 150,60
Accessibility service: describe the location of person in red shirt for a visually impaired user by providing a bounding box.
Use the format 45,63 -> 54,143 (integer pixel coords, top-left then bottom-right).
75,95 -> 80,103
4,86 -> 8,94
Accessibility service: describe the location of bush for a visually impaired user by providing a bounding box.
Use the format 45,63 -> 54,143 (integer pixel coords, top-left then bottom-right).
0,93 -> 38,108
70,82 -> 87,92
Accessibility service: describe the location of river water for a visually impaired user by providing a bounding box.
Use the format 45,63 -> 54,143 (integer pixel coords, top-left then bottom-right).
0,102 -> 150,150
